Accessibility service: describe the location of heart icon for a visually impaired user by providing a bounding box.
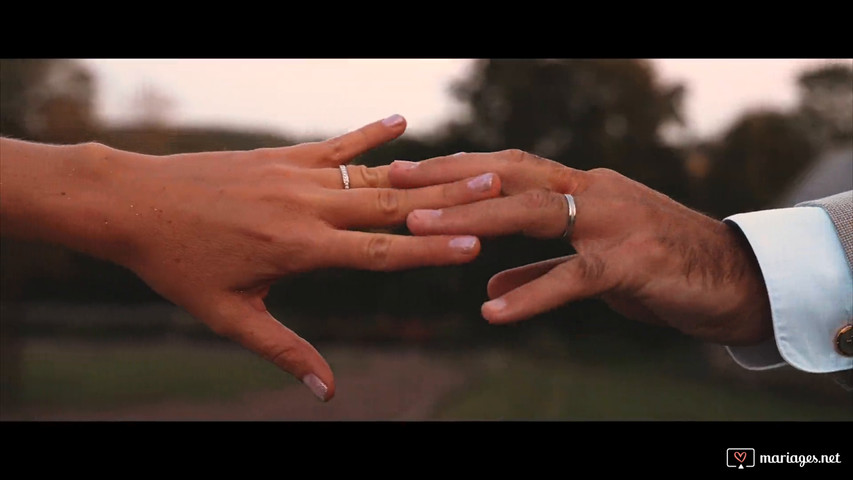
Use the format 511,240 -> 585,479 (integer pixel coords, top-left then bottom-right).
734,452 -> 747,463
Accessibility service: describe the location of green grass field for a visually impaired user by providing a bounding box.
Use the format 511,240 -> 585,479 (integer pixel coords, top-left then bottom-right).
5,338 -> 851,420
13,339 -> 288,410
432,351 -> 853,420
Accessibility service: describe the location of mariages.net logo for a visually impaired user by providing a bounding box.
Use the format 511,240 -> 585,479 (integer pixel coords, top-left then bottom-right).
727,448 -> 843,469
727,448 -> 755,469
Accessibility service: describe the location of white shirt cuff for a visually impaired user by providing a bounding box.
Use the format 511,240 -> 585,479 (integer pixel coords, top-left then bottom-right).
724,207 -> 853,373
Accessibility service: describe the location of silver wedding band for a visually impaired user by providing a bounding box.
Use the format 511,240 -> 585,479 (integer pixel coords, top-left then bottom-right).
339,165 -> 350,190
561,194 -> 576,240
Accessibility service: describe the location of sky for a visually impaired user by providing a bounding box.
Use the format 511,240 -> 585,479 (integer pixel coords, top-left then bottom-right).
81,59 -> 852,142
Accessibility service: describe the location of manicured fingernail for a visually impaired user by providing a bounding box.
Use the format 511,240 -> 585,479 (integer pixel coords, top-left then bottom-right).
393,160 -> 418,170
449,236 -> 478,253
302,374 -> 328,401
483,298 -> 507,314
467,173 -> 494,192
382,114 -> 405,127
412,209 -> 442,221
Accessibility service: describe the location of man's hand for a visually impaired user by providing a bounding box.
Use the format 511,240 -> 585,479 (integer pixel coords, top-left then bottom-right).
389,150 -> 773,346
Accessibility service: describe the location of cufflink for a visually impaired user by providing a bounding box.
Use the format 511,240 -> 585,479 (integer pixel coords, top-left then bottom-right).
835,324 -> 853,357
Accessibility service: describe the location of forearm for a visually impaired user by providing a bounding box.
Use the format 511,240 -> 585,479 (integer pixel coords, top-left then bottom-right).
0,137 -> 143,264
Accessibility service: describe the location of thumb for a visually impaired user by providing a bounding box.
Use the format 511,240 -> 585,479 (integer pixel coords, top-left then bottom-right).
199,293 -> 335,402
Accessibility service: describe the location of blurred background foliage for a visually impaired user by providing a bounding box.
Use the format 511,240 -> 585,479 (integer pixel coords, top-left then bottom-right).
1,59 -> 851,420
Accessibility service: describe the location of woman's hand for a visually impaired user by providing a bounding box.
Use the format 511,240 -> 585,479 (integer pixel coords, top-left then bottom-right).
0,116 -> 502,401
388,150 -> 773,346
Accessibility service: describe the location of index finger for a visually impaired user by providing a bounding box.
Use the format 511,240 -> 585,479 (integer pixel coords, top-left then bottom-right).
313,114 -> 408,167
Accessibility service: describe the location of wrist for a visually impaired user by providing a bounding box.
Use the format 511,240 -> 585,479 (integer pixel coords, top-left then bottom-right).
1,139 -> 151,266
66,142 -> 153,266
718,221 -> 773,344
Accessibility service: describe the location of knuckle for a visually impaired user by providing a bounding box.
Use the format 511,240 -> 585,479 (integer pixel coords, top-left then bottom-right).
351,164 -> 380,188
268,341 -> 301,366
577,254 -> 606,281
376,189 -> 401,217
441,182 -> 456,203
520,188 -> 557,210
365,235 -> 393,269
589,167 -> 619,179
503,149 -> 527,164
326,138 -> 346,163
519,189 -> 564,237
550,165 -> 576,193
519,189 -> 567,237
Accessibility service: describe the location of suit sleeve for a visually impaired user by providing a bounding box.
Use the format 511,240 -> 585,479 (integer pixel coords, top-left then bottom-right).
723,191 -> 853,375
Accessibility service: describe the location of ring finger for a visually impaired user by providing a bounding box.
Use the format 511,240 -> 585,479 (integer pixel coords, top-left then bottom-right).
321,172 -> 502,229
406,188 -> 574,239
304,164 -> 392,189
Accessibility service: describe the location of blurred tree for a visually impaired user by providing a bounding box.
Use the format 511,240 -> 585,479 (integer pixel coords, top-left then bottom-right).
699,63 -> 852,218
130,84 -> 176,128
447,59 -> 690,201
796,63 -> 853,149
0,59 -> 100,143
704,110 -> 815,217
1,59 -> 52,139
